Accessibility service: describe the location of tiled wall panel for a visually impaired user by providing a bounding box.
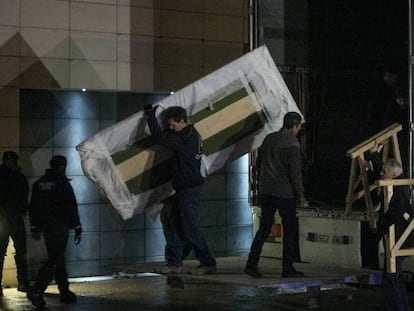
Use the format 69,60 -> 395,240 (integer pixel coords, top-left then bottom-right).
118,6 -> 161,36
204,15 -> 244,42
71,2 -> 117,33
0,117 -> 19,146
21,0 -> 69,29
0,56 -> 18,86
144,229 -> 165,258
118,0 -> 161,9
20,28 -> 69,58
117,35 -> 154,63
0,87 -> 19,117
156,38 -> 203,66
70,31 -> 117,61
67,232 -> 101,261
161,11 -> 203,39
161,0 -> 203,12
117,62 -> 155,91
20,58 -> 69,88
70,60 -> 116,89
0,26 -> 19,56
204,0 -> 246,16
73,0 -> 117,4
0,0 -> 20,26
160,64 -> 203,91
204,42 -> 244,68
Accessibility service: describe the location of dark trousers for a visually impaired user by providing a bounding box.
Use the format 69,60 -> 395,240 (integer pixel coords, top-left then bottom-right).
383,256 -> 410,311
0,215 -> 27,286
247,195 -> 297,270
33,221 -> 69,294
160,196 -> 192,262
167,186 -> 216,267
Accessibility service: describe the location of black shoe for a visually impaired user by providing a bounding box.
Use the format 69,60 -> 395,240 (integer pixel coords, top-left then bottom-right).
27,290 -> 46,308
244,265 -> 263,278
60,290 -> 77,304
282,268 -> 304,278
17,283 -> 28,293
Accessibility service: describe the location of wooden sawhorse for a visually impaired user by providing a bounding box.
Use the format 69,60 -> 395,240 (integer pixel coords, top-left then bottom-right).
345,123 -> 402,227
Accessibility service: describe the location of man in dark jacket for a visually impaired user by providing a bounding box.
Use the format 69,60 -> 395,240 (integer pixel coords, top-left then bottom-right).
27,155 -> 82,308
379,159 -> 413,311
145,106 -> 216,275
244,111 -> 307,278
0,151 -> 29,296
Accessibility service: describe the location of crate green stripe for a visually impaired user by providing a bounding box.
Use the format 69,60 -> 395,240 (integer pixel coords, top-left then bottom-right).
189,88 -> 249,123
202,113 -> 263,155
112,136 -> 155,165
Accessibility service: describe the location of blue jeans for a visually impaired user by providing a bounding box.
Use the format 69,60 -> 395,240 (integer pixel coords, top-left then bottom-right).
168,186 -> 216,267
383,255 -> 410,311
160,195 -> 192,262
247,195 -> 297,270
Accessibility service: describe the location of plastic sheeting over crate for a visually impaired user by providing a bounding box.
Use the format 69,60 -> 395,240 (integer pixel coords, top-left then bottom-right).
76,45 -> 302,220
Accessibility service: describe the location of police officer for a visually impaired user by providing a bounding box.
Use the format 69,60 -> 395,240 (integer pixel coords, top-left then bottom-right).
27,155 -> 82,307
0,151 -> 29,296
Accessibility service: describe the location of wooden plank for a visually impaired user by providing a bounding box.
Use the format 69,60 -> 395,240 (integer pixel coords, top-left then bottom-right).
359,157 -> 375,226
346,123 -> 402,159
376,179 -> 414,187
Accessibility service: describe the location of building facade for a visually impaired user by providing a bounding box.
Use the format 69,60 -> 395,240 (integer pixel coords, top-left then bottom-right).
1,0 -> 255,284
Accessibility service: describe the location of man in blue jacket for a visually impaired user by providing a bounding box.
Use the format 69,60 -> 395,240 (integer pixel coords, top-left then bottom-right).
145,106 -> 216,275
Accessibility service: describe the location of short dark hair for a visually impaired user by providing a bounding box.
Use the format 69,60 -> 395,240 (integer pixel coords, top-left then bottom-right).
50,155 -> 67,169
2,151 -> 19,161
164,106 -> 187,123
283,111 -> 302,129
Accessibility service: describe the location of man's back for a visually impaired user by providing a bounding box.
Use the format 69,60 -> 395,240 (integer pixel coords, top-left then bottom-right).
258,127 -> 303,199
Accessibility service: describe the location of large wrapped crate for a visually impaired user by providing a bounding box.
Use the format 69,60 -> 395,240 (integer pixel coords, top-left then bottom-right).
76,45 -> 302,220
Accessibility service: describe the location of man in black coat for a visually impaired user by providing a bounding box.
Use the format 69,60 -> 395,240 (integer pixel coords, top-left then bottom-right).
27,155 -> 82,308
379,159 -> 413,311
0,151 -> 29,296
244,112 -> 307,278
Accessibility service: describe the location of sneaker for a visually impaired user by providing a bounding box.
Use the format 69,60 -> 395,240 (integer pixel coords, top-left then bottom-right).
156,265 -> 183,274
27,290 -> 46,308
282,267 -> 304,278
244,265 -> 263,278
60,290 -> 77,304
191,265 -> 217,275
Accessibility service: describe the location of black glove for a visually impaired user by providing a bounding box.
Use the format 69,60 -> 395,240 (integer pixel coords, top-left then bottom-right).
144,105 -> 157,118
74,227 -> 82,245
